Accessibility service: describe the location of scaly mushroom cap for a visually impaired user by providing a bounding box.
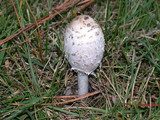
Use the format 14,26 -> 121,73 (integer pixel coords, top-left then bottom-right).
64,15 -> 105,75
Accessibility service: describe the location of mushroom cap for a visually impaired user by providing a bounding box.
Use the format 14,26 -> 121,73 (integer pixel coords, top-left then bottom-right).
64,15 -> 105,75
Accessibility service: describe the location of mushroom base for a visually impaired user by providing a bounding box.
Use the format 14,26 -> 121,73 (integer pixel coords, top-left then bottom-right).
78,72 -> 88,95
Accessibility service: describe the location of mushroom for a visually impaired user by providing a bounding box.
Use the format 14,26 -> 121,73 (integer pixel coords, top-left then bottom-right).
64,15 -> 105,95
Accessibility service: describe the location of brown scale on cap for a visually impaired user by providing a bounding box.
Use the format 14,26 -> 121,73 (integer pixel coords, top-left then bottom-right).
84,16 -> 89,20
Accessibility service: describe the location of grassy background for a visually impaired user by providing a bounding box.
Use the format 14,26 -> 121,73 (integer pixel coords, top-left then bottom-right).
0,0 -> 160,119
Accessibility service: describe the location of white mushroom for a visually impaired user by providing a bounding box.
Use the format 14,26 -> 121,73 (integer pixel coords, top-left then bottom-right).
64,15 -> 105,95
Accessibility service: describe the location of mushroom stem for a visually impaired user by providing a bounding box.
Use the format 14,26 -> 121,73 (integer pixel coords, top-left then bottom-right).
78,72 -> 88,95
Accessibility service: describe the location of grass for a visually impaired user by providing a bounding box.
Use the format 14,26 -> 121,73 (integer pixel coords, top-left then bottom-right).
0,0 -> 160,119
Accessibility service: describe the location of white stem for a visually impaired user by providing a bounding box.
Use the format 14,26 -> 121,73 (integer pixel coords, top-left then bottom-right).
78,72 -> 88,95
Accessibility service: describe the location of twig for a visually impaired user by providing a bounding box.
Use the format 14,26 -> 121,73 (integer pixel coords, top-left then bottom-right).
0,0 -> 95,51
120,103 -> 159,107
11,89 -> 104,106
